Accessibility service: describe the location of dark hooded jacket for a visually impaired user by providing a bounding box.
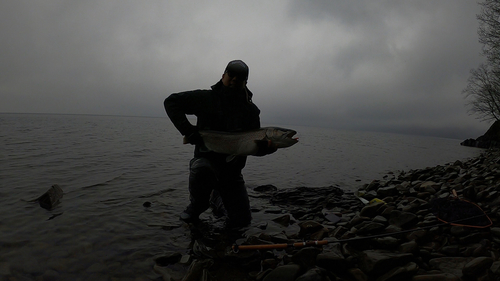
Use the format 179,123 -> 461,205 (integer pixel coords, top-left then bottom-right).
164,80 -> 261,163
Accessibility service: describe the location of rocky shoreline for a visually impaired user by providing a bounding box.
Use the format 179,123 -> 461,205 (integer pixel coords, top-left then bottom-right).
154,149 -> 500,281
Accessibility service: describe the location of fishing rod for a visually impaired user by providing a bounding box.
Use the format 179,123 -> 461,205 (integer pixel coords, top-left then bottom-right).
231,212 -> 492,253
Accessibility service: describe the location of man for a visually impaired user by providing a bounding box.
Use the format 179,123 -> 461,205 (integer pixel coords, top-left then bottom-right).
164,60 -> 276,228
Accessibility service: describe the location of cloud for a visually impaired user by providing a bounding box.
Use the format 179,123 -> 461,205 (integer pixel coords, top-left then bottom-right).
0,0 -> 491,139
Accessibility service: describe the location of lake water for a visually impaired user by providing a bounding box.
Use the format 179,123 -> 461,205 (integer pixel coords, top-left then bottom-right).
0,113 -> 482,279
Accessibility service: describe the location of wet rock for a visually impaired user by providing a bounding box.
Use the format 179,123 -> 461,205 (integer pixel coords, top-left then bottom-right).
376,261 -> 418,281
316,252 -> 347,275
298,221 -> 324,237
356,250 -> 413,278
462,256 -> 494,277
86,262 -> 107,273
153,264 -> 174,281
356,222 -> 385,235
399,241 -> 419,254
411,273 -> 461,281
388,210 -> 418,228
262,264 -> 301,281
155,252 -> 182,266
347,268 -> 368,281
41,269 -> 60,281
295,267 -> 330,281
428,257 -> 473,277
255,184 -> 278,192
377,185 -> 399,197
272,214 -> 291,227
359,201 -> 384,218
37,184 -> 63,210
374,236 -> 400,249
490,261 -> 500,277
291,247 -> 322,268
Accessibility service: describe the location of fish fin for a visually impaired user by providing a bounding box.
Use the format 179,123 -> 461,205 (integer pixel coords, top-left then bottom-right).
226,155 -> 237,162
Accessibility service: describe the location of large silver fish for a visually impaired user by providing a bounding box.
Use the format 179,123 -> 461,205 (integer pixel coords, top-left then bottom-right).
183,127 -> 298,160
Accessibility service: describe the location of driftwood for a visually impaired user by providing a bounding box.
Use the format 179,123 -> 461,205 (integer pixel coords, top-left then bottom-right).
37,184 -> 63,210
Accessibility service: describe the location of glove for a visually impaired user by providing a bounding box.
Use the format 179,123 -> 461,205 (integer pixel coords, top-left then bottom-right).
184,129 -> 204,145
254,140 -> 278,156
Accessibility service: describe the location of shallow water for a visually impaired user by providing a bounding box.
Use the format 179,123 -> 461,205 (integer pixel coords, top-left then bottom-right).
0,113 -> 482,279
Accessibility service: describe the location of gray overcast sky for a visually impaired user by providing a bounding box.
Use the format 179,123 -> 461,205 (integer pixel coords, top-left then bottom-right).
0,0 -> 492,139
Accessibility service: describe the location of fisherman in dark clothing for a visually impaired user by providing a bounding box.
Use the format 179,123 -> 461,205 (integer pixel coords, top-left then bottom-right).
164,60 -> 276,228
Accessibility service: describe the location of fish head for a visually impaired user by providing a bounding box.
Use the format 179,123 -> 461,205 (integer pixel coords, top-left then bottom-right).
265,127 -> 298,148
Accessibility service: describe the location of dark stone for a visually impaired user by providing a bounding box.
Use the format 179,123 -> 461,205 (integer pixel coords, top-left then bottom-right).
154,252 -> 182,266
462,256 -> 494,277
376,262 -> 418,281
356,250 -> 413,277
399,241 -> 419,254
262,264 -> 301,281
291,247 -> 322,269
295,267 -> 329,281
255,184 -> 278,192
272,214 -> 291,227
389,210 -> 418,228
298,221 -> 324,237
428,257 -> 473,277
38,184 -> 63,210
316,252 -> 347,275
359,202 -> 385,218
355,222 -> 386,235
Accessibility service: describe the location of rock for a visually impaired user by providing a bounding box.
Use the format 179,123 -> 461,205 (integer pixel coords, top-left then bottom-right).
41,269 -> 60,281
153,264 -> 174,281
295,267 -> 330,281
272,214 -> 291,227
298,221 -> 324,237
490,261 -> 500,278
411,273 -> 461,281
377,185 -> 399,197
399,241 -> 419,254
356,222 -> 385,235
255,184 -> 278,192
262,264 -> 301,281
376,262 -> 418,281
316,252 -> 347,275
356,250 -> 413,278
86,262 -> 107,273
359,201 -> 384,218
291,247 -> 322,268
389,210 -> 418,228
155,252 -> 182,266
428,257 -> 473,277
374,236 -> 400,249
348,268 -> 368,281
37,184 -> 63,210
462,256 -> 494,277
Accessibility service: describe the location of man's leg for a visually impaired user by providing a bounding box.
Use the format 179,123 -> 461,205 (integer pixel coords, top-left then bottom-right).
180,157 -> 217,222
219,173 -> 252,227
